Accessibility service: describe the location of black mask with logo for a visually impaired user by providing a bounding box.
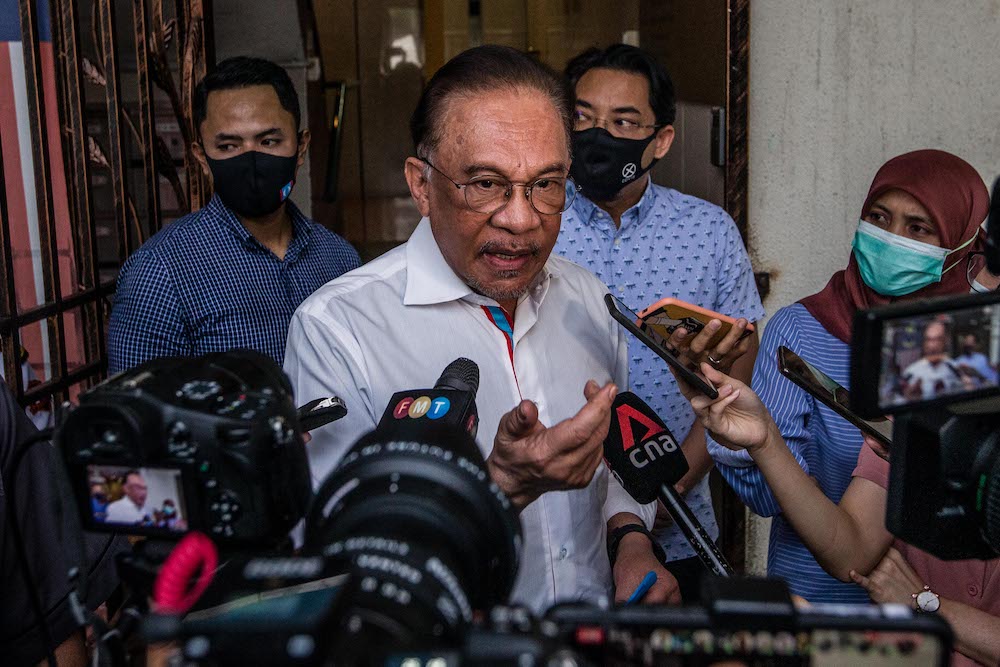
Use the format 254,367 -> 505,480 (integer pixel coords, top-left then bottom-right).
206,150 -> 298,219
570,127 -> 659,202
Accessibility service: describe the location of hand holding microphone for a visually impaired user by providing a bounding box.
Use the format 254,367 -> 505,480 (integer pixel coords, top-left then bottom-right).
603,390 -> 735,579
487,380 -> 617,512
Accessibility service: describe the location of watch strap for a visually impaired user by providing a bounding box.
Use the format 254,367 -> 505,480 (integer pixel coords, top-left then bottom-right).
607,523 -> 666,566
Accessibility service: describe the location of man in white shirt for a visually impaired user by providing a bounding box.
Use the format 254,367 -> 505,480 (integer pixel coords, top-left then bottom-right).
900,320 -> 974,402
284,45 -> 676,613
105,470 -> 148,524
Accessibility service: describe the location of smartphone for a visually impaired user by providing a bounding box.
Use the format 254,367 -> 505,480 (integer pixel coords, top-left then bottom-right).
605,294 -> 719,399
638,297 -> 755,350
777,346 -> 893,448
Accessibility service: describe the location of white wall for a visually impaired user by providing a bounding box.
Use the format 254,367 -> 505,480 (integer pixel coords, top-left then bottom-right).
744,0 -> 1000,574
749,0 -> 1000,316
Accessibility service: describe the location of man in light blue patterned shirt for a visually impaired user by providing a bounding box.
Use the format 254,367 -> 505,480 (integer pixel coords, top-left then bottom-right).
554,44 -> 764,601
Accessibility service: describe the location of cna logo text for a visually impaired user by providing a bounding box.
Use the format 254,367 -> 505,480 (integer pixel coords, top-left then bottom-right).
616,403 -> 679,468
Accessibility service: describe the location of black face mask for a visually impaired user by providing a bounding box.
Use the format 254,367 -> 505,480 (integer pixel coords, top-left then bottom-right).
570,127 -> 659,202
206,150 -> 298,219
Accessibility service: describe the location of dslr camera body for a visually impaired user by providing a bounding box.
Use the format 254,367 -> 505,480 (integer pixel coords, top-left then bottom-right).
59,350 -> 312,546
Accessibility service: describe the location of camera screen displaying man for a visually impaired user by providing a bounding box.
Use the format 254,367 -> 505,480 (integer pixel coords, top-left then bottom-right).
899,320 -> 967,400
880,304 -> 1000,406
97,466 -> 187,531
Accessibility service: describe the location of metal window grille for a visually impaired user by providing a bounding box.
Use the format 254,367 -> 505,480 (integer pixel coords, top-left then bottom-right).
1,0 -> 213,409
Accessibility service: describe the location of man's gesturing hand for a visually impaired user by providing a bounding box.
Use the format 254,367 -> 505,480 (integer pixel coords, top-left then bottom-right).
487,380 -> 618,511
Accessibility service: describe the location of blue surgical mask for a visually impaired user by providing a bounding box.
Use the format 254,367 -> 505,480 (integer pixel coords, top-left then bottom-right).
852,220 -> 975,297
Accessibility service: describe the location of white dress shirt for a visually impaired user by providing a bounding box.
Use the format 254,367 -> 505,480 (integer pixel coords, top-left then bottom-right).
105,496 -> 145,524
284,218 -> 654,613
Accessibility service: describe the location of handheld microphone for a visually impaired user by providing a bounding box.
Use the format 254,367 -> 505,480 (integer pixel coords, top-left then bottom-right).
603,391 -> 734,577
986,176 -> 1000,276
376,357 -> 480,438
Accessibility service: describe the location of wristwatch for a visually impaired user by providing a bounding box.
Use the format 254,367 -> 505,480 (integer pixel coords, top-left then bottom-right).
607,524 -> 666,566
912,585 -> 941,613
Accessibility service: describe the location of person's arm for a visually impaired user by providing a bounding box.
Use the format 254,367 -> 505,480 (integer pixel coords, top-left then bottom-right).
1,385 -> 122,665
673,331 -> 757,496
283,310 -> 378,488
682,363 -> 894,580
708,312 -> 815,518
937,598 -> 1000,665
607,511 -> 681,604
107,251 -> 191,375
850,547 -> 1000,665
44,632 -> 86,667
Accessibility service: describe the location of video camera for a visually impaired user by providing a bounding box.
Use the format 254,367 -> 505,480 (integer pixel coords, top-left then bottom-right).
55,352 -> 954,666
850,289 -> 1000,559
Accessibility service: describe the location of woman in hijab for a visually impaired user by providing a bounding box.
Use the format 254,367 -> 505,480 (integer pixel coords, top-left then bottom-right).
707,150 -> 990,604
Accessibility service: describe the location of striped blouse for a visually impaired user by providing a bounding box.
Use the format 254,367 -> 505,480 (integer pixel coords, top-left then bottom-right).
708,303 -> 870,603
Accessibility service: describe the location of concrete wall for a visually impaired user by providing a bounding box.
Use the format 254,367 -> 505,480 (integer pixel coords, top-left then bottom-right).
744,0 -> 1000,575
749,0 -> 1000,315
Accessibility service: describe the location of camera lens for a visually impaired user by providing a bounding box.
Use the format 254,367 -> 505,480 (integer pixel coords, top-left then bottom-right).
305,422 -> 521,658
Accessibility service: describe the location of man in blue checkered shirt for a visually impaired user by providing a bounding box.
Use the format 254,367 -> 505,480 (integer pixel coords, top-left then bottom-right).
108,57 -> 360,375
555,45 -> 764,602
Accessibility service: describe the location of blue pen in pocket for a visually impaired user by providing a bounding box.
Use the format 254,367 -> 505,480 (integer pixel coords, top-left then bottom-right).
624,570 -> 658,606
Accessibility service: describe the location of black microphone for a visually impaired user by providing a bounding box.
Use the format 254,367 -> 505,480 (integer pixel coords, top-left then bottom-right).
986,176 -> 1000,275
296,396 -> 347,432
603,391 -> 734,577
376,357 -> 480,438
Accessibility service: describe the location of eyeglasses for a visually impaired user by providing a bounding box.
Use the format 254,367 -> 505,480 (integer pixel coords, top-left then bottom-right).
421,157 -> 577,215
572,109 -> 661,139
967,251 -> 987,291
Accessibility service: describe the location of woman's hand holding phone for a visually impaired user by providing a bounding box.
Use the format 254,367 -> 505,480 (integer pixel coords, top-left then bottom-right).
670,361 -> 779,455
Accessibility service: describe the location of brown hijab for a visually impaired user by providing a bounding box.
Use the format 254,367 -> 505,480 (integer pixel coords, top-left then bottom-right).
800,149 -> 989,343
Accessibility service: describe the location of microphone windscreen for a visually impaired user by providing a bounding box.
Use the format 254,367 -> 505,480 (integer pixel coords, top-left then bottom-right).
435,357 -> 480,396
603,391 -> 689,504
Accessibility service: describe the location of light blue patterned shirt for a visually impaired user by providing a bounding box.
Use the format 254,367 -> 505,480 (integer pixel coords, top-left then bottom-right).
708,303 -> 870,603
555,179 -> 765,562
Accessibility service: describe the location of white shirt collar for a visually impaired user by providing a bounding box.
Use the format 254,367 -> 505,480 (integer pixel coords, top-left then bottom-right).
404,218 -> 475,306
403,216 -> 561,308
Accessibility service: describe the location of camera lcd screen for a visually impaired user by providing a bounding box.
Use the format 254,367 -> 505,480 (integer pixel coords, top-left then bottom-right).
87,464 -> 188,532
878,303 -> 1000,411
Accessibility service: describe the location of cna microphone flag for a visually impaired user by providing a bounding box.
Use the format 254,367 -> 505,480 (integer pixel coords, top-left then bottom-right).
0,0 -> 83,390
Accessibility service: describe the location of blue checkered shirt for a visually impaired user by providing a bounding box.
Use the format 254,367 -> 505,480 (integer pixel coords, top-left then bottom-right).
554,179 -> 765,563
107,196 -> 360,375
